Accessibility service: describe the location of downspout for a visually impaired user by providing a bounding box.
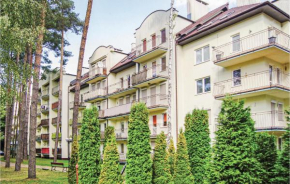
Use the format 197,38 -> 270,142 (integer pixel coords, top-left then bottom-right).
175,39 -> 178,144
67,85 -> 70,158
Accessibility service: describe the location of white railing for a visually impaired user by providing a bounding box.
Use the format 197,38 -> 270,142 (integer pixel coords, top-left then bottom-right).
41,104 -> 49,112
69,101 -> 85,109
140,94 -> 168,109
132,65 -> 168,85
83,88 -> 107,101
119,153 -> 126,161
115,128 -> 128,139
135,35 -> 168,57
149,124 -> 168,137
104,103 -> 132,117
42,89 -> 49,97
89,66 -> 107,78
108,78 -> 132,95
252,111 -> 287,130
52,86 -> 59,94
214,70 -> 290,98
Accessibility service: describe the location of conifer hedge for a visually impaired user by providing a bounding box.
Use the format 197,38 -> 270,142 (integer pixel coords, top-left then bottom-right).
211,96 -> 262,183
103,126 -> 114,152
173,130 -> 194,184
78,106 -> 101,184
152,132 -> 172,184
126,102 -> 152,184
68,136 -> 78,184
167,138 -> 175,177
99,131 -> 122,184
185,109 -> 211,183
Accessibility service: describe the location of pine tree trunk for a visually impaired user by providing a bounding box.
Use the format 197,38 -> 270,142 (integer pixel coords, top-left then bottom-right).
23,46 -> 33,160
4,101 -> 14,168
28,0 -> 46,178
53,28 -> 64,162
15,52 -> 27,171
12,98 -> 19,158
72,0 -> 93,137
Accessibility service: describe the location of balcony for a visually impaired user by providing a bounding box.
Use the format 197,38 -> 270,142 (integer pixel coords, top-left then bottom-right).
119,153 -> 126,162
52,148 -> 62,155
115,129 -> 128,140
41,134 -> 49,141
38,119 -> 49,127
52,117 -> 61,126
36,136 -> 41,142
37,108 -> 41,117
134,35 -> 168,63
132,65 -> 168,88
108,79 -> 137,98
51,132 -> 62,140
104,103 -> 133,120
213,27 -> 290,67
52,86 -> 59,97
69,116 -> 83,126
52,101 -> 60,111
41,148 -> 49,155
41,104 -> 49,114
36,148 -> 41,155
69,101 -> 86,110
83,88 -> 107,103
214,70 -> 290,99
41,89 -> 49,100
87,67 -> 107,84
252,111 -> 288,131
38,97 -> 41,104
149,125 -> 169,139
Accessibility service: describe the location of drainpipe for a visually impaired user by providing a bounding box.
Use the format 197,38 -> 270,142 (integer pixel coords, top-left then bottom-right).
175,39 -> 178,144
67,85 -> 70,159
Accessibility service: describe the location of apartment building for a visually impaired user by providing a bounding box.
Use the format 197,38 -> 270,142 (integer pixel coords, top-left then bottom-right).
176,0 -> 290,148
36,70 -> 75,159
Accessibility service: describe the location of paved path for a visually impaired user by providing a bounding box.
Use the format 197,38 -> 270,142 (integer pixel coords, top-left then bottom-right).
0,161 -> 65,172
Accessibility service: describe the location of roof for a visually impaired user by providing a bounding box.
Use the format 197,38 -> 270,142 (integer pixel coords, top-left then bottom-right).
177,1 -> 290,45
110,51 -> 136,73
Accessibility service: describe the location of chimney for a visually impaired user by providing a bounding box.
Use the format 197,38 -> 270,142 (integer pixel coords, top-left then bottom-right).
187,0 -> 209,21
236,0 -> 260,6
131,43 -> 136,51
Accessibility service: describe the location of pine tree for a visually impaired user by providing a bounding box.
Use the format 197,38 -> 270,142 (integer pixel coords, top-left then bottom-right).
255,132 -> 277,183
211,96 -> 262,184
79,106 -> 101,183
99,131 -> 122,184
173,130 -> 194,184
104,126 -> 114,152
153,132 -> 172,184
167,138 -> 175,176
126,102 -> 152,184
68,136 -> 79,184
185,109 -> 211,183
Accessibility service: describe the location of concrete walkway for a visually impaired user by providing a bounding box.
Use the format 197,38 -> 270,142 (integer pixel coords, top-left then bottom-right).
0,161 -> 65,172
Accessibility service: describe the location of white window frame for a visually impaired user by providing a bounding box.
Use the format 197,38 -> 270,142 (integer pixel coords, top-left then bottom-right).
232,69 -> 242,87
195,45 -> 210,64
196,76 -> 211,94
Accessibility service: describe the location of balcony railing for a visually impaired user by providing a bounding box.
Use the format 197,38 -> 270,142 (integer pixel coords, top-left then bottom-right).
119,153 -> 126,161
52,117 -> 61,125
69,116 -> 83,125
252,111 -> 287,130
36,148 -> 41,154
52,101 -> 60,111
132,65 -> 168,86
89,66 -> 107,78
52,132 -> 62,139
39,119 -> 49,127
108,78 -> 133,95
52,86 -> 59,95
52,148 -> 62,155
135,35 -> 168,57
42,89 -> 49,99
69,101 -> 86,109
104,103 -> 133,118
41,104 -> 49,113
214,70 -> 290,98
213,27 -> 290,63
36,136 -> 41,142
41,148 -> 49,155
115,128 -> 128,140
41,134 -> 49,141
83,88 -> 107,102
139,94 -> 168,109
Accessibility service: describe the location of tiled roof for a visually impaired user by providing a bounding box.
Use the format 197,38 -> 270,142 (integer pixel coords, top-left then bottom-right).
110,51 -> 136,73
177,2 -> 275,43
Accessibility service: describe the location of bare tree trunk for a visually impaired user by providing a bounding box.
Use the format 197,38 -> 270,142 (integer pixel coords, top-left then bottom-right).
167,0 -> 174,145
12,98 -> 19,158
4,104 -> 9,160
15,52 -> 27,171
23,46 -> 33,160
28,0 -> 46,178
4,102 -> 14,168
72,0 -> 93,137
53,28 -> 64,162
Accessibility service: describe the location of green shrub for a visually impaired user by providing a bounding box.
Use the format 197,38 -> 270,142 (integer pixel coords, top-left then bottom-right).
68,136 -> 78,184
126,102 -> 152,184
167,138 -> 175,177
78,106 -> 101,184
103,126 -> 114,152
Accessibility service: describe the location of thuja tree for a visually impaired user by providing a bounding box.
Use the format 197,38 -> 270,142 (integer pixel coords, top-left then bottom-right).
153,132 -> 172,184
103,126 -> 114,152
126,102 -> 152,184
99,131 -> 122,184
167,138 -> 175,177
79,106 -> 101,184
185,109 -> 211,183
255,132 -> 277,183
173,130 -> 194,184
211,96 -> 262,184
68,136 -> 79,184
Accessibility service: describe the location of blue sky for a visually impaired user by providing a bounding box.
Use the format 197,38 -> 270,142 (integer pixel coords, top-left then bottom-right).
49,0 -> 237,74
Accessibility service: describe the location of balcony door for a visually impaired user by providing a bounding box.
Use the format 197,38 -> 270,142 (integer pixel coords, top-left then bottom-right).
271,102 -> 276,127
151,86 -> 156,107
269,65 -> 273,85
142,89 -> 147,104
152,61 -> 157,77
277,68 -> 281,84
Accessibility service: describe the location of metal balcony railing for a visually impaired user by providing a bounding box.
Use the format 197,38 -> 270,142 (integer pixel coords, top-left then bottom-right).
104,103 -> 133,118
213,27 -> 290,63
139,94 -> 168,109
51,132 -> 62,139
36,148 -> 41,154
132,65 -> 168,86
52,86 -> 59,95
69,116 -> 83,125
119,153 -> 126,161
36,136 -> 41,142
214,70 -> 290,98
52,101 -> 60,110
115,128 -> 128,139
135,35 -> 168,57
52,148 -> 62,155
89,66 -> 107,78
41,104 -> 49,113
41,134 -> 49,141
52,117 -> 61,125
42,89 -> 49,97
83,88 -> 107,102
39,119 -> 49,127
252,111 -> 287,130
69,101 -> 86,109
108,78 -> 133,95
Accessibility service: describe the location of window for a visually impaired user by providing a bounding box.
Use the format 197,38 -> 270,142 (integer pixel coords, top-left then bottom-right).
121,143 -> 124,153
278,103 -> 283,121
196,45 -> 210,64
232,34 -> 240,52
197,77 -> 211,94
161,29 -> 166,43
121,122 -> 124,132
152,34 -> 156,47
233,69 -> 241,86
153,115 -> 157,127
160,83 -> 166,100
120,78 -> 123,88
143,39 -> 147,52
132,94 -> 136,102
119,98 -> 124,106
126,96 -> 130,104
161,57 -> 166,71
163,113 -> 167,126
152,61 -> 157,77
127,75 -> 131,87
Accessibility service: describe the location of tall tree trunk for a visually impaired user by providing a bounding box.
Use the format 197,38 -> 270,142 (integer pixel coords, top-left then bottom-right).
28,0 -> 46,178
23,45 -> 33,160
15,52 -> 27,171
167,0 -> 174,145
4,101 -> 14,168
12,98 -> 19,158
72,0 -> 93,137
53,28 -> 64,162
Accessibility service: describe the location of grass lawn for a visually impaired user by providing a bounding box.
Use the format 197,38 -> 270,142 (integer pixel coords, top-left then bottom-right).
0,166 -> 68,184
0,157 -> 69,167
